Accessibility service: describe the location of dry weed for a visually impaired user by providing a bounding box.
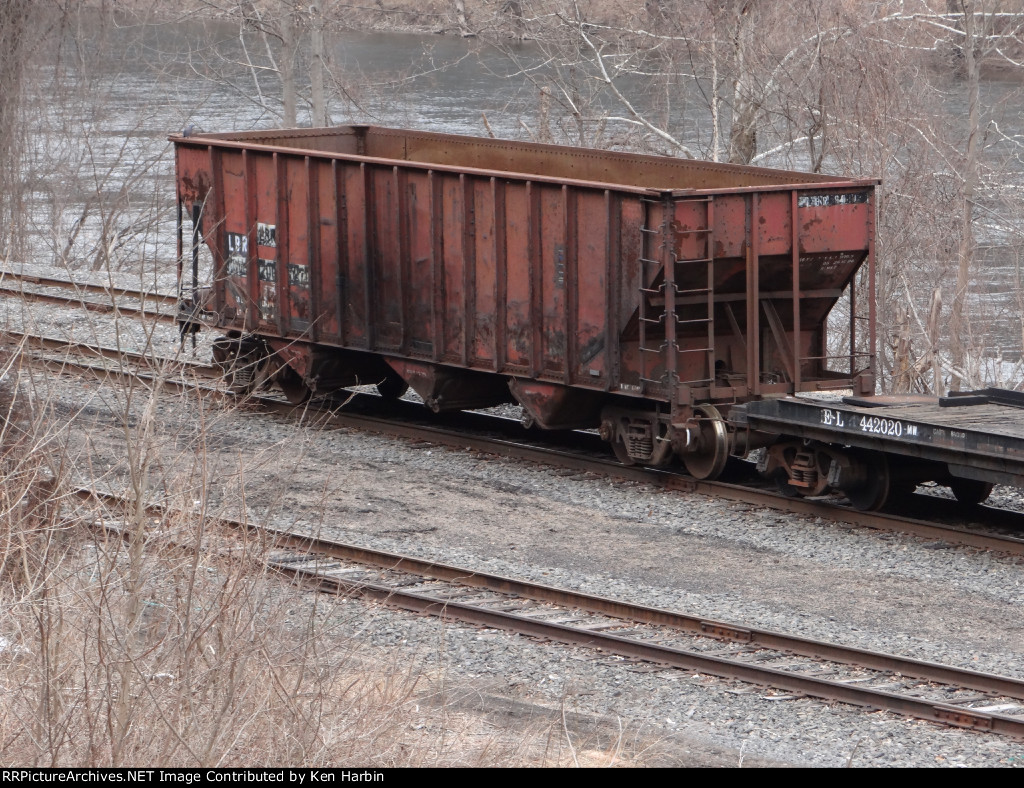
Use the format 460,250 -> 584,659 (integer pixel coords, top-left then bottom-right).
0,357 -> 636,767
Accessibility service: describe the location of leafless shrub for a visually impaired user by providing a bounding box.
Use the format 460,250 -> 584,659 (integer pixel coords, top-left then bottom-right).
0,347 -> 70,592
0,328 -> 639,766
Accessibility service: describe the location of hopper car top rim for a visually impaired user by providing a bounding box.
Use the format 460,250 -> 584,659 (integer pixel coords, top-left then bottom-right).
172,123 -> 880,186
168,133 -> 880,198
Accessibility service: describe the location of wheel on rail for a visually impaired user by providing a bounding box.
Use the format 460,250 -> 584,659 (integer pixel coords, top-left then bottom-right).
276,366 -> 312,405
681,404 -> 730,481
213,336 -> 272,396
600,406 -> 673,467
949,478 -> 993,506
611,437 -> 637,466
844,452 -> 891,511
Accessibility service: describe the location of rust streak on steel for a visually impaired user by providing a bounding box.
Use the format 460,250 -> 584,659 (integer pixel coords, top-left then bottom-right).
173,125 -> 879,429
169,129 -> 876,198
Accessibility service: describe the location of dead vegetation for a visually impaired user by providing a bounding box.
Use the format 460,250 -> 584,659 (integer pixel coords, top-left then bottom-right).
0,349 -> 641,766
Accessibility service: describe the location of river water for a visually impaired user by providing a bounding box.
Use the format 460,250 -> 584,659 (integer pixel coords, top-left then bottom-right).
22,15 -> 1024,371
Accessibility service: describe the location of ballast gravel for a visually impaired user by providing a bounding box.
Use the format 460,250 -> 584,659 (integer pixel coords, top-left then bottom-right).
4,262 -> 1024,767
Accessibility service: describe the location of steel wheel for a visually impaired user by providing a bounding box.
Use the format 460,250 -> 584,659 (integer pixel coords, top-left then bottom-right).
681,405 -> 730,480
845,453 -> 891,511
612,437 -> 637,466
949,478 -> 993,506
277,367 -> 312,405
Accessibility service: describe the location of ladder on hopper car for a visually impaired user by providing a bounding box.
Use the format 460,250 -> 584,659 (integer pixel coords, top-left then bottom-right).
638,194 -> 716,399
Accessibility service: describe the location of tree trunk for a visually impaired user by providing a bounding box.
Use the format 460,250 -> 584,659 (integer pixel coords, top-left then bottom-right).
928,287 -> 943,394
727,1 -> 757,165
503,1 -> 524,41
310,2 -> 327,126
710,9 -> 722,162
948,0 -> 980,390
454,0 -> 469,36
0,0 -> 34,258
280,7 -> 298,127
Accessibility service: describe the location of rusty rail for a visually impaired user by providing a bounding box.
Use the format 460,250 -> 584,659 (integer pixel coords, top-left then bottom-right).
0,280 -> 178,324
12,331 -> 1024,558
1,332 -> 214,377
79,485 -> 1024,741
0,271 -> 176,306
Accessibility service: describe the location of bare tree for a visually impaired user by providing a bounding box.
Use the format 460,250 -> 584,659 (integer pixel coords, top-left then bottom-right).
0,2 -> 56,260
310,1 -> 328,126
479,0 -> 1024,392
189,0 -> 347,128
723,0 -> 758,164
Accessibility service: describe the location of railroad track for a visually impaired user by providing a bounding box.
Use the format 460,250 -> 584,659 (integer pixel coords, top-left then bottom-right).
0,270 -> 176,306
5,274 -> 1019,532
0,271 -> 1012,529
10,317 -> 1024,739
12,329 -> 1024,558
0,272 -> 178,323
2,329 -> 213,376
79,485 -> 1024,741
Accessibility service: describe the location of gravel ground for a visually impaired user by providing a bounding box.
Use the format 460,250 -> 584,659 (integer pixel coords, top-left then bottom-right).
4,262 -> 1024,767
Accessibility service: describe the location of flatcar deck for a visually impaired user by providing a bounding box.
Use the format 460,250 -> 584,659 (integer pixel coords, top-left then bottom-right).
743,389 -> 1024,487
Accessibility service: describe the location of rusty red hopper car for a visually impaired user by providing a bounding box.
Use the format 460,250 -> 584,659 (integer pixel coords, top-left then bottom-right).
172,125 -> 878,479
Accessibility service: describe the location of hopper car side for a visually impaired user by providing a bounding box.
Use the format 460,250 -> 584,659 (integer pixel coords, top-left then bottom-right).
170,125 -> 1024,510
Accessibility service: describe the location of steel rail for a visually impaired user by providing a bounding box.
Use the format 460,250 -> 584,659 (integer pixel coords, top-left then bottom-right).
289,568 -> 1024,740
311,406 -> 1024,555
12,278 -> 1024,737
0,271 -> 177,306
1,331 -> 213,375
16,332 -> 1024,558
0,282 -> 177,323
5,287 -> 1021,552
79,485 -> 1024,740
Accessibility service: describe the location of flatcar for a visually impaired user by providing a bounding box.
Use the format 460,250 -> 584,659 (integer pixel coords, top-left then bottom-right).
741,390 -> 1024,510
171,125 -> 1021,510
